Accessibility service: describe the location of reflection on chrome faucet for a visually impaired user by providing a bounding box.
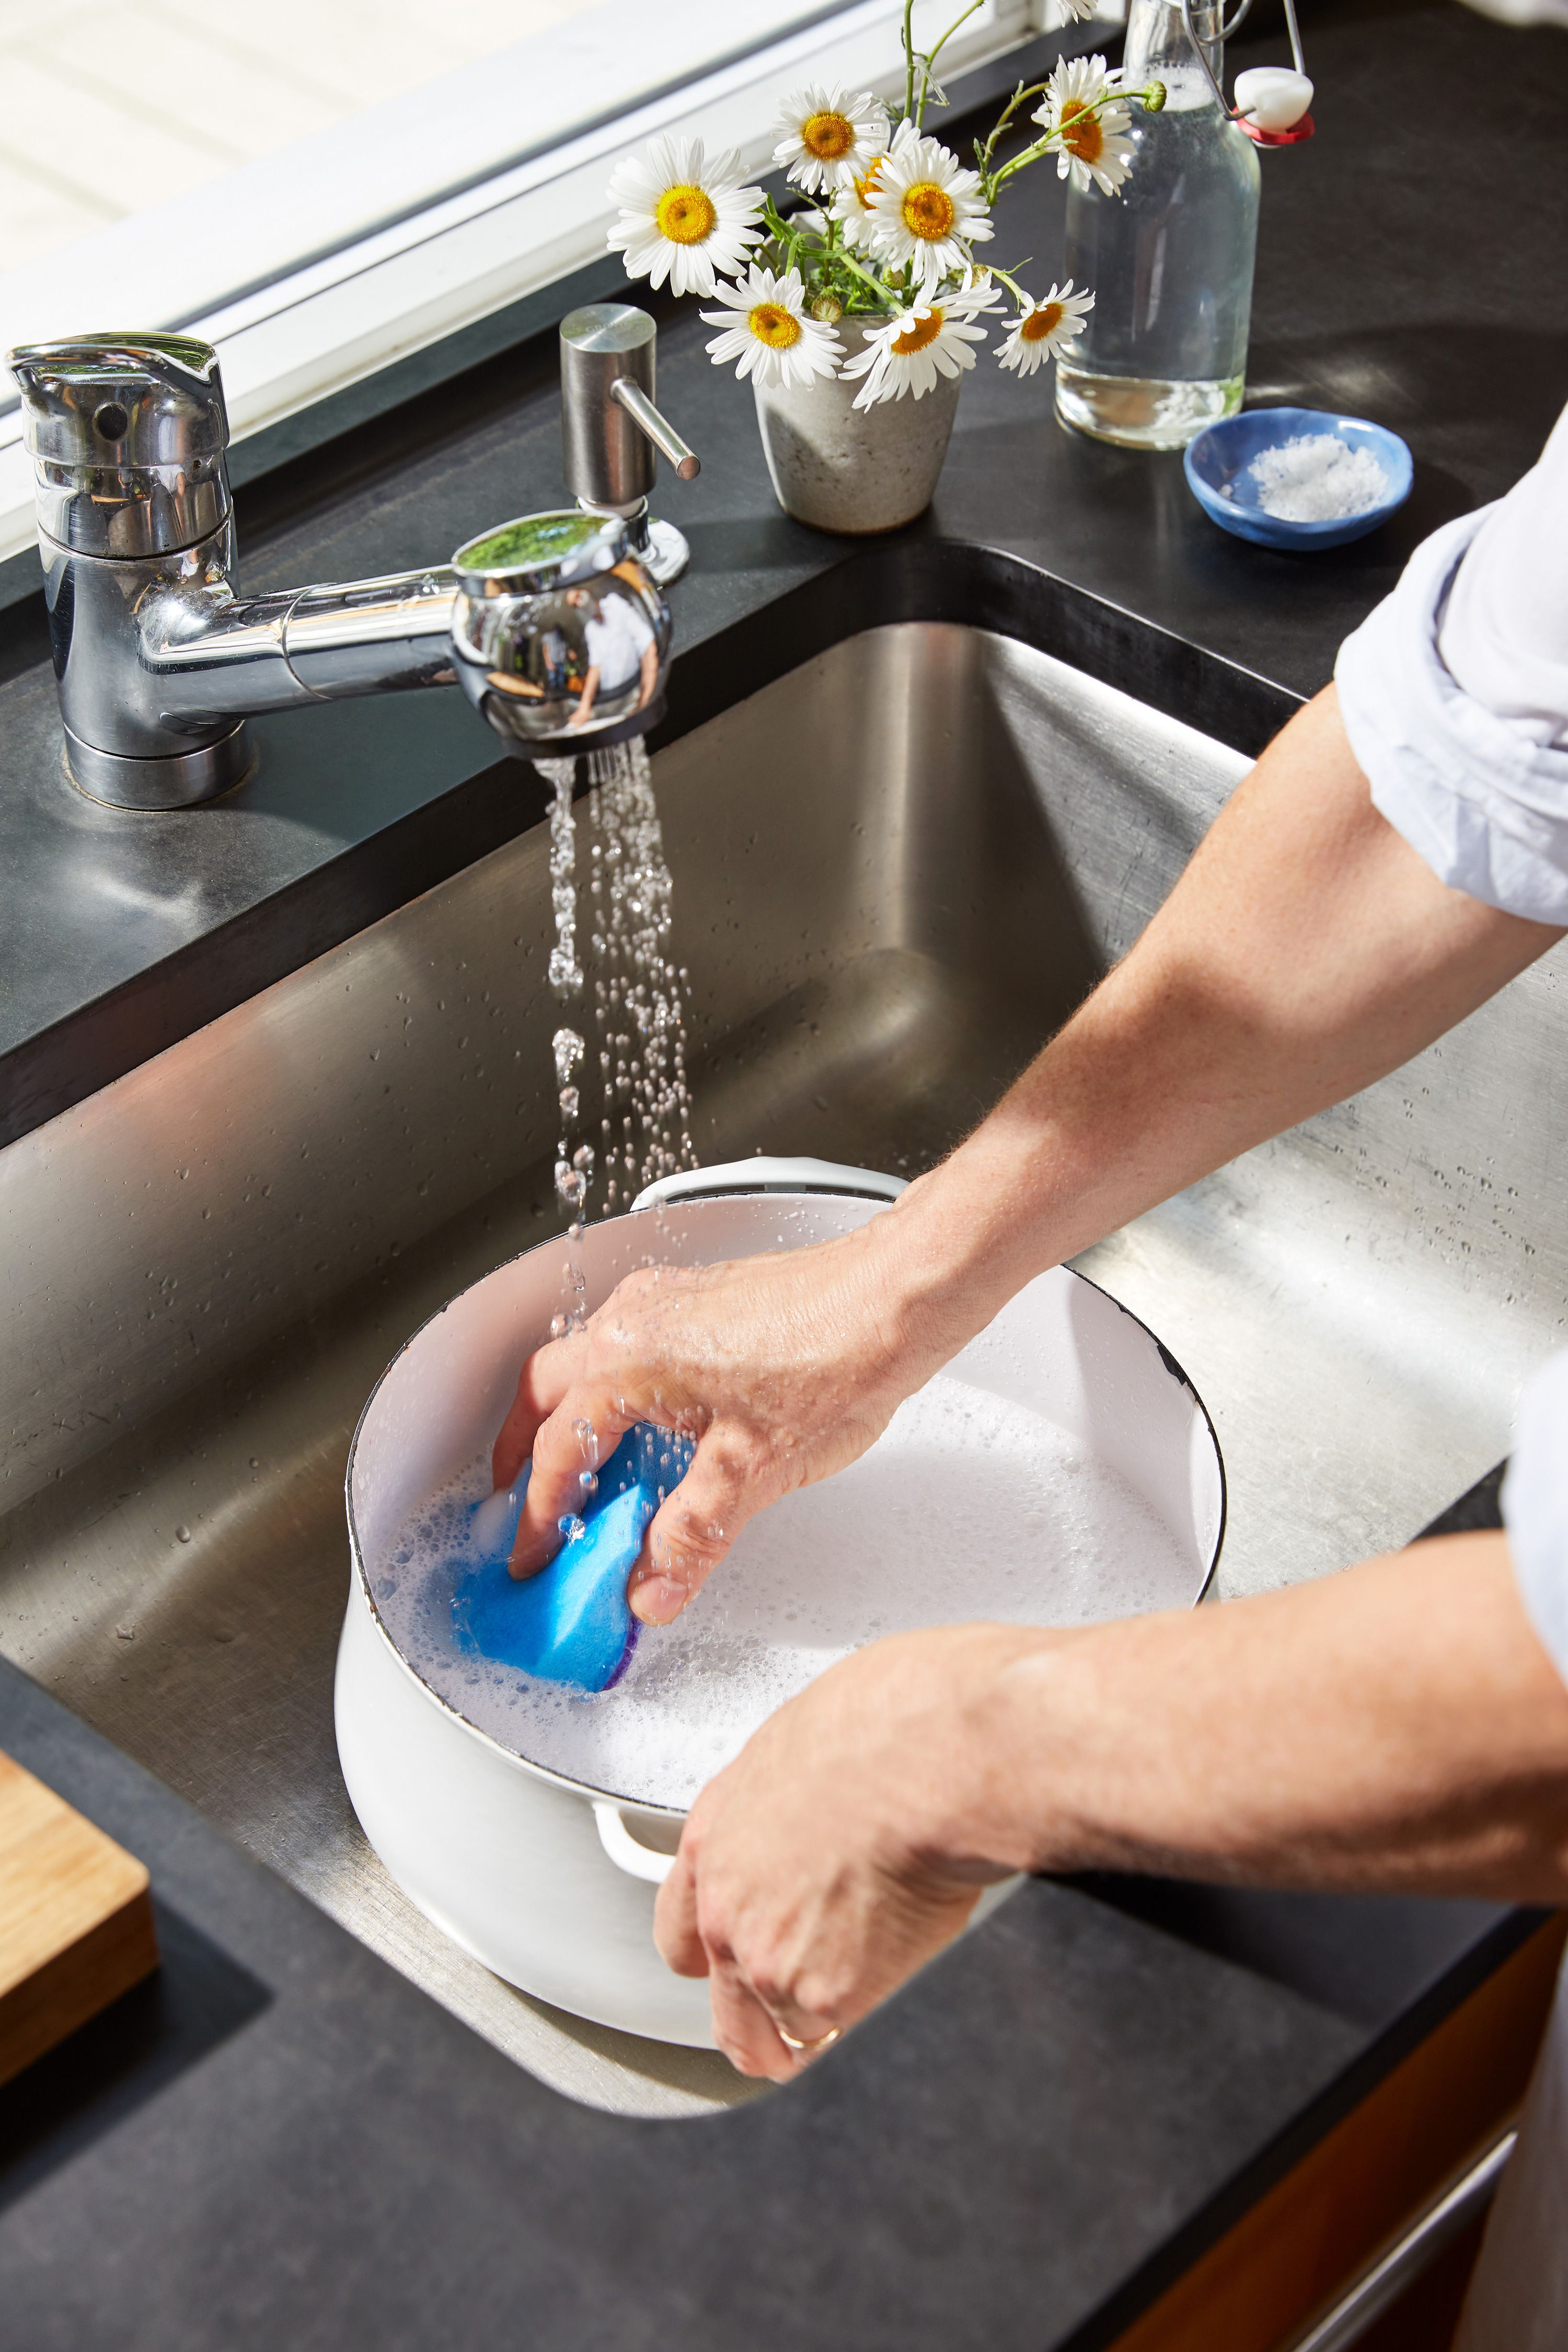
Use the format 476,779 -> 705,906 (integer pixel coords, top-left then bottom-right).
449,513 -> 668,752
562,585 -> 660,731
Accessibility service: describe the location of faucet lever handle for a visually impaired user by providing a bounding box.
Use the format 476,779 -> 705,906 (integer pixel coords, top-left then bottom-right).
608,378 -> 699,482
7,333 -> 229,470
7,332 -> 233,558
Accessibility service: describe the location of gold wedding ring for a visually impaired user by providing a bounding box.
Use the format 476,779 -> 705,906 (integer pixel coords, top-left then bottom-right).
775,2022 -> 842,2054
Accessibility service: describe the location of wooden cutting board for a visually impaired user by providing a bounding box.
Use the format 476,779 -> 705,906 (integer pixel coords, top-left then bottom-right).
0,1748 -> 159,2089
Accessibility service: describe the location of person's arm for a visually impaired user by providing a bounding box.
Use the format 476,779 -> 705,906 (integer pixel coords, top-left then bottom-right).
495,688 -> 1561,1613
571,664 -> 601,727
652,1530 -> 1568,2078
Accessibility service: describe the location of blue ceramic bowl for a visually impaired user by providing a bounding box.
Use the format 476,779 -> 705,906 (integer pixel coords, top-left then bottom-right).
1184,406 -> 1413,551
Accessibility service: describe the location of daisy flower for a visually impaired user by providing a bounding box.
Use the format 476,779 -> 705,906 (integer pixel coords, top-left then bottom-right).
840,286 -> 992,409
829,122 -> 910,253
862,129 -> 993,293
996,281 -> 1094,375
1033,55 -> 1136,197
700,264 -> 845,389
607,135 -> 764,299
773,84 -> 889,195
953,266 -> 1006,314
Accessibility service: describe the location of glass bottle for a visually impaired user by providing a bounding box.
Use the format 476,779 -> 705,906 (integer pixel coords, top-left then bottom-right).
1054,0 -> 1260,451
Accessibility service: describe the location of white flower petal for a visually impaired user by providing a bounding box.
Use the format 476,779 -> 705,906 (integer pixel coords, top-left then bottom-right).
773,83 -> 890,195
859,129 -> 993,295
605,134 -> 765,304
995,279 -> 1094,375
698,262 -> 844,386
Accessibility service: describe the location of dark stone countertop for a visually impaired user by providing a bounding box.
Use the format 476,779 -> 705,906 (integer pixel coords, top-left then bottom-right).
3,1 -> 1564,1151
2,5 -> 1565,2345
0,1647 -> 1534,2352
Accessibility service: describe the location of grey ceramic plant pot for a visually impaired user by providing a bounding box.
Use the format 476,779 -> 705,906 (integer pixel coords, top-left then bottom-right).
752,321 -> 962,534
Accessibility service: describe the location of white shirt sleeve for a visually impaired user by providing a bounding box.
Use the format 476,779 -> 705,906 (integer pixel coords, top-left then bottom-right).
583,598 -> 654,691
1503,1350 -> 1568,1689
1334,403 -> 1568,924
618,597 -> 655,660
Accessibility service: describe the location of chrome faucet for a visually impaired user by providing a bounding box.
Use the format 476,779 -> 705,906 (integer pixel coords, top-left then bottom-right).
6,306 -> 699,810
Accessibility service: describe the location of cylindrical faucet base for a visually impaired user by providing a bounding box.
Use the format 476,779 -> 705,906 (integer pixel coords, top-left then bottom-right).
63,721 -> 253,809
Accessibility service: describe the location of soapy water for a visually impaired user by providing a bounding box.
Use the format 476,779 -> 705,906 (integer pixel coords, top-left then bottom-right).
371,1374 -> 1201,1811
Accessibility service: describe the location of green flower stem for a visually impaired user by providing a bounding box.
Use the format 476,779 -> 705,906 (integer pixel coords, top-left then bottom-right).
903,0 -> 917,122
916,0 -> 987,122
760,196 -> 900,315
985,263 -> 1034,313
987,131 -> 1061,197
762,194 -> 814,280
977,83 -> 1165,203
977,78 -> 1053,176
833,248 -> 901,312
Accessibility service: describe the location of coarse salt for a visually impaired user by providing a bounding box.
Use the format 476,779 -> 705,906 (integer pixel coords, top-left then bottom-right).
1234,434 -> 1390,524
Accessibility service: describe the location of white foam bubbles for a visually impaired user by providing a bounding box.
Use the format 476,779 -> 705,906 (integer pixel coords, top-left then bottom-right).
371,1373 -> 1202,1810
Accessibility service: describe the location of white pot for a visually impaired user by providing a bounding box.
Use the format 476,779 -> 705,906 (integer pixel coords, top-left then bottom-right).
753,326 -> 962,534
336,1158 -> 1225,2047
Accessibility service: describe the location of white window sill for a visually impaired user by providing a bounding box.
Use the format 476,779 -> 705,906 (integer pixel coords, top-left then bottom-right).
0,0 -> 1086,567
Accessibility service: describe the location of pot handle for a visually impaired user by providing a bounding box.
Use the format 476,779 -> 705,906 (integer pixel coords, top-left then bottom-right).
593,1798 -> 679,1884
631,1156 -> 907,1212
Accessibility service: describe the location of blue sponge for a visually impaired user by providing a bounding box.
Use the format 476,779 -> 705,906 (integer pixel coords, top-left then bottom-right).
452,1425 -> 693,1694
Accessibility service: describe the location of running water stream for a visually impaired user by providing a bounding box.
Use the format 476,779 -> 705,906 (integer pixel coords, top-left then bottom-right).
535,738 -> 696,1341
585,739 -> 695,1213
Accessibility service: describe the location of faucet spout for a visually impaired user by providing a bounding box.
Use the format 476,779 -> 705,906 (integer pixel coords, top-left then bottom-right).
137,568 -> 461,727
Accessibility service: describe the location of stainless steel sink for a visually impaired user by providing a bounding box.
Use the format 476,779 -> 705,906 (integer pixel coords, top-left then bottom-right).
3,614 -> 1564,2118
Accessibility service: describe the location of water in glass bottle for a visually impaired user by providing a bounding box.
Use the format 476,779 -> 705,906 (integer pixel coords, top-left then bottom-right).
1055,0 -> 1260,451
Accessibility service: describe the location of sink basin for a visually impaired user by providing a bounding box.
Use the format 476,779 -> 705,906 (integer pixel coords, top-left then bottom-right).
3,562 -> 1564,2119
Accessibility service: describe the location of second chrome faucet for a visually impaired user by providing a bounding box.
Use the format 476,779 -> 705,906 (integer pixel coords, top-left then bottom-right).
6,304 -> 698,809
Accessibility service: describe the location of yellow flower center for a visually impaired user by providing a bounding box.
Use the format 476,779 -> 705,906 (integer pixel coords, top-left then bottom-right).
1058,100 -> 1105,166
802,109 -> 856,162
901,180 -> 956,241
852,157 -> 886,209
1020,302 -> 1065,343
655,184 -> 718,245
748,302 -> 803,350
892,306 -> 945,356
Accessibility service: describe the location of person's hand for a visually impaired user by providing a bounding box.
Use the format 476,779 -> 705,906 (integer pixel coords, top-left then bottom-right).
491,1218 -> 944,1623
652,1626 -> 1032,2079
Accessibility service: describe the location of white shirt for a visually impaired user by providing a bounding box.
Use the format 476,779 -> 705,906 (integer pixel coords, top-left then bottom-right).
582,595 -> 654,695
1337,405 -> 1568,924
1335,403 -> 1568,2349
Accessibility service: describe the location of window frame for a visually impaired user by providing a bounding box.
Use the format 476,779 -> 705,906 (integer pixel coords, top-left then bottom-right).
0,0 -> 1083,567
